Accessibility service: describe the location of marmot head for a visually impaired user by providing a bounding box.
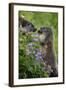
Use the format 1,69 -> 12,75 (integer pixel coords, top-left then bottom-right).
38,27 -> 53,48
19,16 -> 36,34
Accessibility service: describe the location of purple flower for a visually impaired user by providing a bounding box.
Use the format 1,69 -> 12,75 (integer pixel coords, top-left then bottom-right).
35,51 -> 43,61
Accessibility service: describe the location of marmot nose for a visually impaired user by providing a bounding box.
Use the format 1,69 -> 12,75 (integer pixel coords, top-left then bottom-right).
38,30 -> 42,34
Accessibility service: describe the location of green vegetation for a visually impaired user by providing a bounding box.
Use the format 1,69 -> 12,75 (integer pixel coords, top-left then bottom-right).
19,11 -> 58,79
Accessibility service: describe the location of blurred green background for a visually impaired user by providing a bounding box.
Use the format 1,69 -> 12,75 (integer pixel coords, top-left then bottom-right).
19,11 -> 58,79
